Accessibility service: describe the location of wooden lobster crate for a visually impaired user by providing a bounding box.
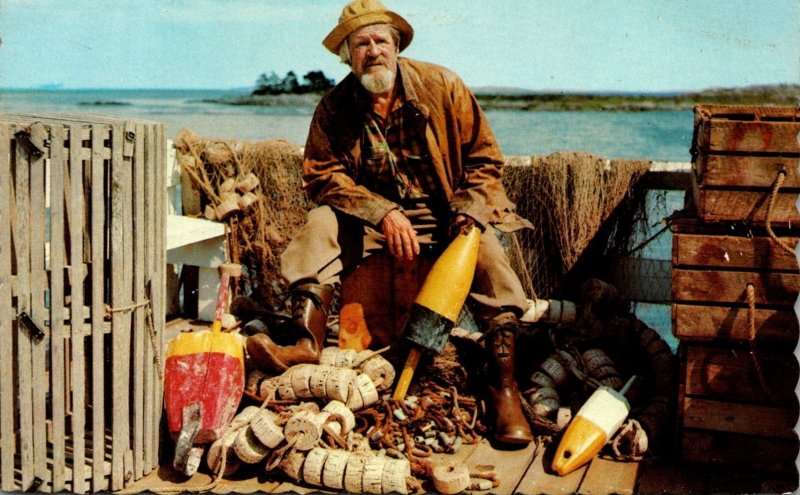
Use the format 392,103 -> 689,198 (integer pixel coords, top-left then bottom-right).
671,217 -> 799,473
0,114 -> 167,493
690,104 -> 800,225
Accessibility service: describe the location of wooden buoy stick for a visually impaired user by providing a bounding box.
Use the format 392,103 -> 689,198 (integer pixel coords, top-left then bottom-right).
392,347 -> 421,401
211,263 -> 241,333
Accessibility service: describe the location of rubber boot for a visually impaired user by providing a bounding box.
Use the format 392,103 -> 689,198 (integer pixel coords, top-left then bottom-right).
246,283 -> 333,374
487,320 -> 533,447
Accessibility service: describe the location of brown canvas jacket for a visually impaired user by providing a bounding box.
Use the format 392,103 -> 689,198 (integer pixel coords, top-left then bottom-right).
302,57 -> 532,232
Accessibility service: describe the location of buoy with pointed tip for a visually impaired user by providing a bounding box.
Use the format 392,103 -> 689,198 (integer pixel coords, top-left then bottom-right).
551,376 -> 636,476
392,226 -> 481,401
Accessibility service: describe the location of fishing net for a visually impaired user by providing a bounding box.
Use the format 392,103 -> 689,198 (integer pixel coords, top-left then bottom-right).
173,134 -> 653,309
502,152 -> 651,300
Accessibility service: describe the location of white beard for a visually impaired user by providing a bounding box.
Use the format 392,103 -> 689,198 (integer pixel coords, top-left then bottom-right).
359,67 -> 396,94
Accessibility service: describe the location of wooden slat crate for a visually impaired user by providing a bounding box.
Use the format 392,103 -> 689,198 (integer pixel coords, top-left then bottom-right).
0,114 -> 167,493
690,104 -> 800,225
672,215 -> 799,473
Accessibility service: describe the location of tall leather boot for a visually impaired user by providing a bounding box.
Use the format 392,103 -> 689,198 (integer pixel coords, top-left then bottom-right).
246,283 -> 333,374
487,320 -> 533,447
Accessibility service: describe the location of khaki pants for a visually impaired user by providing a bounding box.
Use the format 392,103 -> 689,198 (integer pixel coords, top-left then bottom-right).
281,205 -> 528,325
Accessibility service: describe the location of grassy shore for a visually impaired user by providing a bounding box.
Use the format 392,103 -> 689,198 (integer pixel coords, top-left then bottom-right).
204,83 -> 799,111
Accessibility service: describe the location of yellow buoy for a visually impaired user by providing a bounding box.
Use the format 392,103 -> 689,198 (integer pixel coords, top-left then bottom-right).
392,227 -> 481,401
551,377 -> 634,476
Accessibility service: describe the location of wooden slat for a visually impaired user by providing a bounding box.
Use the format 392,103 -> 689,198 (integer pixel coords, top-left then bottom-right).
684,344 -> 798,406
693,186 -> 800,226
110,123 -> 129,491
673,303 -> 798,343
683,397 -> 797,439
464,438 -> 537,495
671,269 -> 800,306
695,154 -> 800,188
0,124 -> 17,491
578,456 -> 639,495
143,126 -> 156,472
517,440 -> 587,495
155,124 -> 166,461
680,429 -> 799,474
15,122 -> 35,490
699,120 -> 800,154
49,124 -> 67,492
131,123 -> 145,481
673,232 -> 799,271
90,125 -> 107,493
68,124 -> 88,494
29,123 -> 49,490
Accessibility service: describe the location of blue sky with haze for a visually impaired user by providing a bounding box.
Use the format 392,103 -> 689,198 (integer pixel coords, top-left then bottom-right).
1,0 -> 797,92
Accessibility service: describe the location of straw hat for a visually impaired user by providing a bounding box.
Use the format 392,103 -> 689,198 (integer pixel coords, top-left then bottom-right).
322,0 -> 414,54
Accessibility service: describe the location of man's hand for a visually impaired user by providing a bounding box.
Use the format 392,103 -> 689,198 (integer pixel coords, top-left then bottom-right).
449,214 -> 481,239
381,209 -> 420,261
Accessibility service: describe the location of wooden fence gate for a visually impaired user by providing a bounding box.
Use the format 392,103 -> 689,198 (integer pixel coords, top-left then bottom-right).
0,114 -> 166,492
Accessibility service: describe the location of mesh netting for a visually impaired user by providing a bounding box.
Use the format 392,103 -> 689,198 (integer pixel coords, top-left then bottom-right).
174,134 -> 654,308
503,152 -> 651,300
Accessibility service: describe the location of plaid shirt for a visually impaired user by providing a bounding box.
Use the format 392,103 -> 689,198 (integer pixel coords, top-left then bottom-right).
360,98 -> 440,204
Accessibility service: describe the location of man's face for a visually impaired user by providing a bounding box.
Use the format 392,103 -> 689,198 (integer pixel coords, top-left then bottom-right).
348,24 -> 398,94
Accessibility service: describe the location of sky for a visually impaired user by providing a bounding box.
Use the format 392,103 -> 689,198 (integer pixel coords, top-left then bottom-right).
0,0 -> 798,93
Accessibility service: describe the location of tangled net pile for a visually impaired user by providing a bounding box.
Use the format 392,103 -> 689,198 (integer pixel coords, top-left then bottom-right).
173,133 -> 651,306
503,152 -> 651,300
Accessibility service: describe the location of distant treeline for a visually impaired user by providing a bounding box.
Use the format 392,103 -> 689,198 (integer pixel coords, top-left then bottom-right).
252,70 -> 335,95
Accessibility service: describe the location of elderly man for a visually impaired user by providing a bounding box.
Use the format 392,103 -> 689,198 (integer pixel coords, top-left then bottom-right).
246,0 -> 533,446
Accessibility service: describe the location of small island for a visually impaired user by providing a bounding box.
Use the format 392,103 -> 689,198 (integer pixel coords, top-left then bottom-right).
202,70 -> 799,111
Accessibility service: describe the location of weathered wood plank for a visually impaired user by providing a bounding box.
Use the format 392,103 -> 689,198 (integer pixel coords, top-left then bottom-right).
131,123 -> 146,481
463,438 -> 537,495
68,124 -> 88,494
684,344 -> 798,406
49,124 -> 67,492
695,154 -> 800,188
29,123 -> 49,490
90,125 -> 107,493
693,186 -> 800,226
578,456 -> 639,495
680,429 -> 799,474
672,303 -> 798,343
110,123 -> 130,491
682,397 -> 797,439
673,232 -> 799,271
516,440 -> 587,495
699,120 -> 800,154
671,269 -> 800,306
152,124 -> 166,469
14,123 -> 34,490
0,124 -> 17,492
144,125 -> 159,471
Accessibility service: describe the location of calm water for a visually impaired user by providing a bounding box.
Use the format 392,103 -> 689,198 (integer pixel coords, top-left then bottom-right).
0,88 -> 694,161
2,88 -> 691,344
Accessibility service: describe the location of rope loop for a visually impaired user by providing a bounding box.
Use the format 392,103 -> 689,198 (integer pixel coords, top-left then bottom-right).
765,170 -> 795,256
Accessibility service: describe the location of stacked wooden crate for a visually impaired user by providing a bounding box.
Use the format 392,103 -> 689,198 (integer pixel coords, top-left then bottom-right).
0,114 -> 167,493
672,105 -> 800,473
